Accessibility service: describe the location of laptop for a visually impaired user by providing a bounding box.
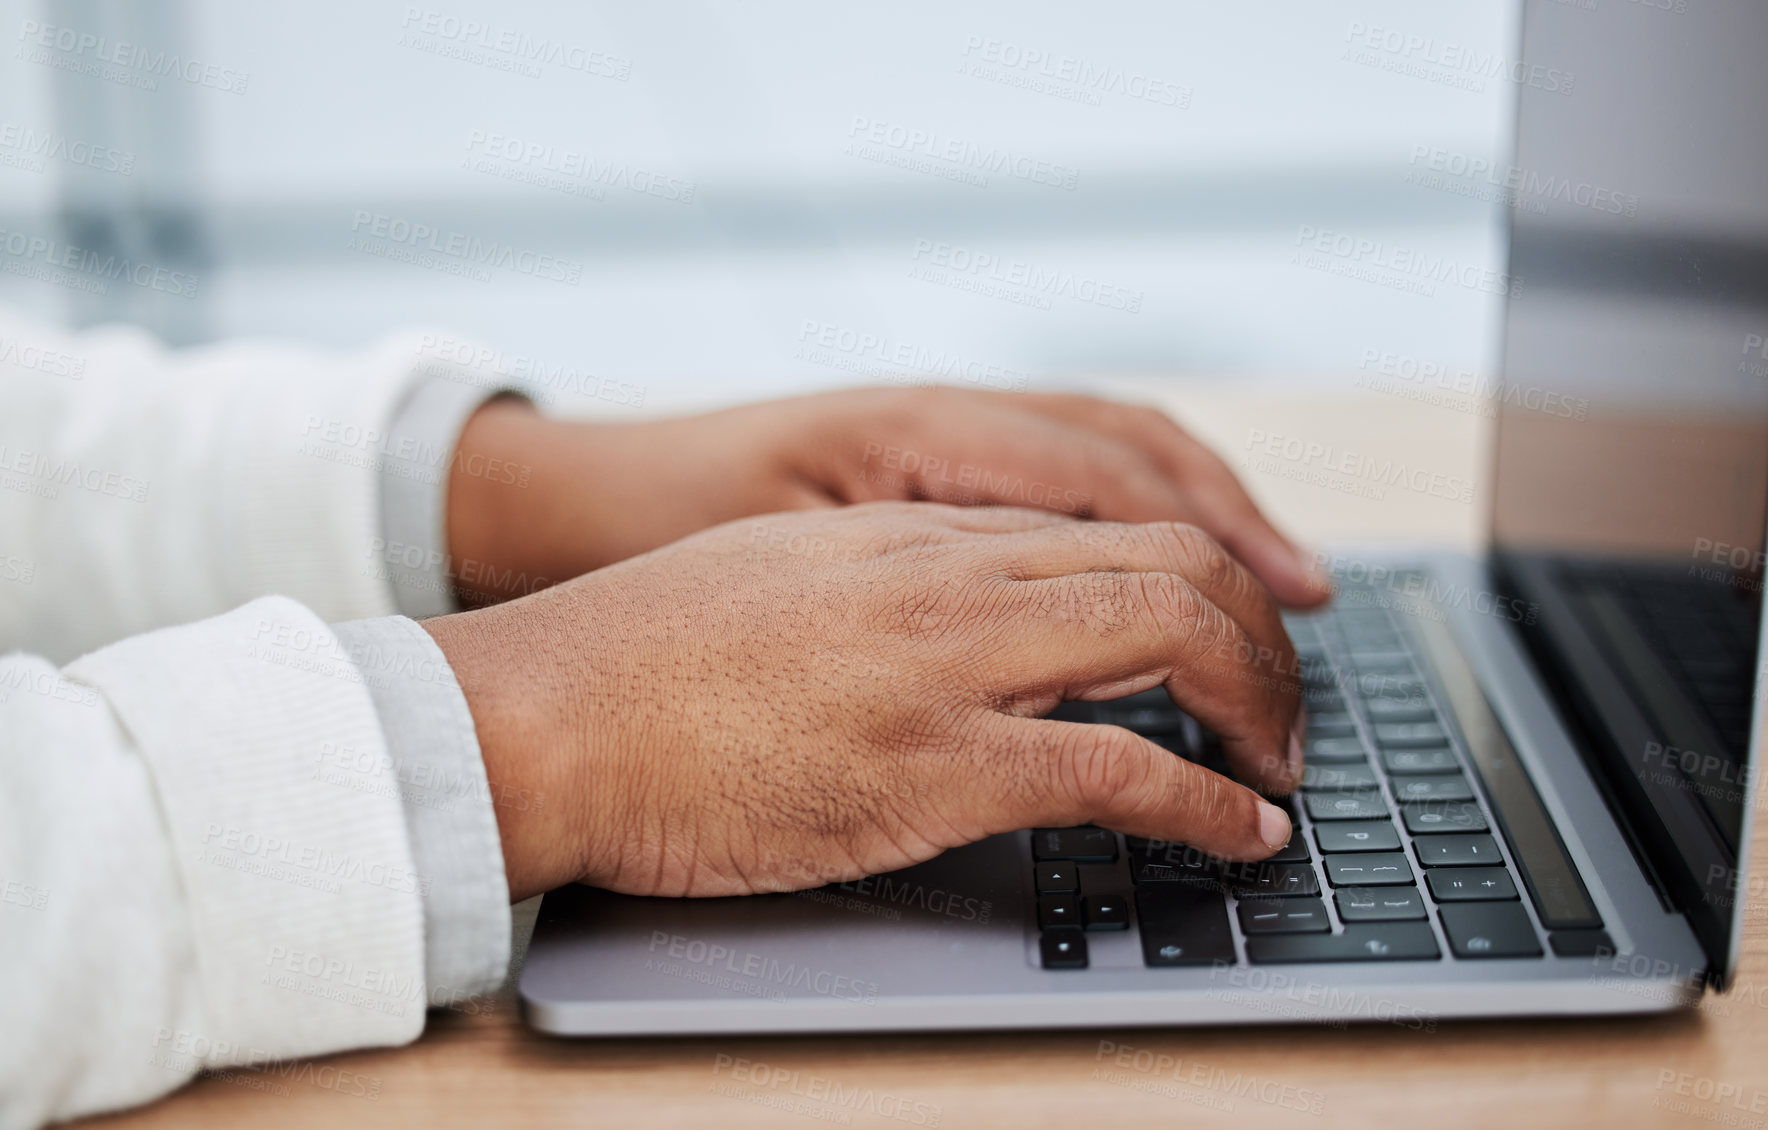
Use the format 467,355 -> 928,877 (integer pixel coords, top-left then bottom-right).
519,0 -> 1768,1032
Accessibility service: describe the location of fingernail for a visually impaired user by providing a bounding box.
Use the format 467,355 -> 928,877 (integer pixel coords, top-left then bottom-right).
1298,546 -> 1334,595
1258,802 -> 1292,851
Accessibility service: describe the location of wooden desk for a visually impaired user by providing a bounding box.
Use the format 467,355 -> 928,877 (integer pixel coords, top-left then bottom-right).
83,383 -> 1768,1129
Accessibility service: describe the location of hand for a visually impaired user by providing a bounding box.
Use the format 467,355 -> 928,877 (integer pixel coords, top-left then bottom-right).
445,386 -> 1331,609
422,503 -> 1304,901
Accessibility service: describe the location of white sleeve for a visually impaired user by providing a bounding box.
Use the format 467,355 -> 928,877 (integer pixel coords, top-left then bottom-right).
0,597 -> 426,1130
0,307 -> 450,664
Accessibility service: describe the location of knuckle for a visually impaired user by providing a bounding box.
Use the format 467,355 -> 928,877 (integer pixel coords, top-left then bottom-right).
1188,770 -> 1249,834
1063,728 -> 1147,813
1170,524 -> 1238,591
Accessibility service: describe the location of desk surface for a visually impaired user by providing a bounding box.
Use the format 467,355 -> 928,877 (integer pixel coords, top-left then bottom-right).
84,384 -> 1768,1130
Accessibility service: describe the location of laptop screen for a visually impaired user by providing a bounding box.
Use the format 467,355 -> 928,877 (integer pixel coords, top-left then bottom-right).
1492,0 -> 1768,981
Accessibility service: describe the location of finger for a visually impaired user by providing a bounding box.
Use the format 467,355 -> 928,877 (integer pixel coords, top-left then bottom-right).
1015,393 -> 1331,608
904,502 -> 1077,536
980,521 -> 1303,790
986,714 -> 1291,861
982,568 -> 1301,794
844,399 -> 1210,526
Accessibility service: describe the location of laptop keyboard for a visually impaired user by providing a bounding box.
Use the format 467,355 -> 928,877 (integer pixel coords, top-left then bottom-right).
1033,595 -> 1608,970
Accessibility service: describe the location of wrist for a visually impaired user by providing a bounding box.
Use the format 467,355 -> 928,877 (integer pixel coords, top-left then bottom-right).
445,398 -> 607,606
421,600 -> 593,901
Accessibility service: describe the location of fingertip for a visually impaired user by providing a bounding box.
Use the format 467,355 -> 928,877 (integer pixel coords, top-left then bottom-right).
1257,802 -> 1292,853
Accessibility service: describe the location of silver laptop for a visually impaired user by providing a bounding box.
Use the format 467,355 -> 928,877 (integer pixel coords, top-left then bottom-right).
520,0 -> 1768,1033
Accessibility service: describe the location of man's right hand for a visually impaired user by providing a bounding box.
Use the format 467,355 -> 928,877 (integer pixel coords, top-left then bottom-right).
422,503 -> 1305,902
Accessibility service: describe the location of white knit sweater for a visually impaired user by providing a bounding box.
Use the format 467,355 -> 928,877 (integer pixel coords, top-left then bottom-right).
0,310 -> 478,1128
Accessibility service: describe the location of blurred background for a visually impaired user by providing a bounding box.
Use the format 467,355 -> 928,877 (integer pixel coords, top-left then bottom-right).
0,0 -> 1520,414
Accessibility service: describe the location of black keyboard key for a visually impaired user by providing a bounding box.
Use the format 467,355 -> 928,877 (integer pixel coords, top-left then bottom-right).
1084,894 -> 1130,931
1440,903 -> 1543,958
1549,929 -> 1616,957
1307,737 -> 1368,764
1246,923 -> 1440,963
1037,893 -> 1082,929
1305,790 -> 1390,821
1392,774 -> 1474,803
1035,863 -> 1079,892
1303,763 -> 1380,791
1349,651 -> 1414,672
1097,703 -> 1185,735
1032,827 -> 1117,862
1040,932 -> 1088,969
1375,722 -> 1449,748
1226,862 -> 1320,898
1314,820 -> 1401,853
1136,886 -> 1236,966
1268,830 -> 1311,864
1361,674 -> 1428,698
1306,712 -> 1358,739
1239,898 -> 1330,934
1366,699 -> 1437,723
1132,861 -> 1221,886
1382,747 -> 1459,774
1401,801 -> 1488,834
1324,852 -> 1414,887
1128,840 -> 1220,886
1337,886 -> 1427,921
1413,834 -> 1502,868
1427,867 -> 1518,901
